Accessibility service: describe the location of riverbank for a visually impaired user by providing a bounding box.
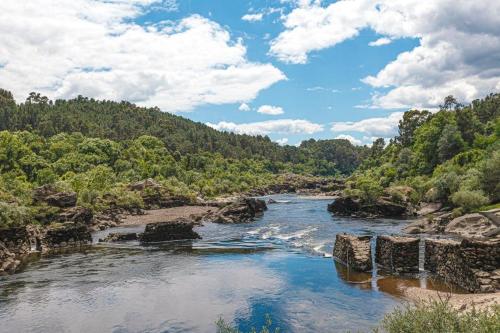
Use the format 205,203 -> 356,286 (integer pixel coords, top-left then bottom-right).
404,287 -> 500,312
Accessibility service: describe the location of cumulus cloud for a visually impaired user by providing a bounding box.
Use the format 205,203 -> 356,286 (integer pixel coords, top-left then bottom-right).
276,138 -> 289,145
334,134 -> 363,146
368,37 -> 392,46
257,105 -> 284,115
238,103 -> 251,111
271,0 -> 500,108
0,0 -> 285,112
242,13 -> 264,22
206,119 -> 324,135
331,112 -> 404,138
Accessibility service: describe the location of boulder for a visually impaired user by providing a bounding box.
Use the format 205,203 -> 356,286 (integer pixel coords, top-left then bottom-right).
445,213 -> 497,239
333,233 -> 372,272
328,195 -> 410,218
208,198 -> 267,224
139,219 -> 201,243
128,178 -> 161,191
99,232 -> 138,242
44,224 -> 92,248
417,202 -> 443,216
57,206 -> 93,225
327,197 -> 361,216
33,185 -> 77,208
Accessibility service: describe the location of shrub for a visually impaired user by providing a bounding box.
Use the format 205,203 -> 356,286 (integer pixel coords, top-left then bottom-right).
379,300 -> 500,333
451,190 -> 489,212
0,202 -> 31,227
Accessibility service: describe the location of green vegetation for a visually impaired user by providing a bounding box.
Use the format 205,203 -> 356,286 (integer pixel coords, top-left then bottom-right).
345,94 -> 500,211
0,88 -> 368,228
216,314 -> 280,333
215,300 -> 500,333
378,300 -> 500,333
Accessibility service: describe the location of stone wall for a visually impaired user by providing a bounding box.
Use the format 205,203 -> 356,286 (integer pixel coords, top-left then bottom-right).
375,235 -> 419,274
425,238 -> 500,293
0,223 -> 92,274
333,233 -> 372,272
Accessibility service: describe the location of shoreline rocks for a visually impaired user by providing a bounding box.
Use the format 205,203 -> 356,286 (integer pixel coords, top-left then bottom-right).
139,219 -> 201,243
328,196 -> 411,218
205,198 -> 267,224
0,223 -> 92,274
333,233 -> 372,272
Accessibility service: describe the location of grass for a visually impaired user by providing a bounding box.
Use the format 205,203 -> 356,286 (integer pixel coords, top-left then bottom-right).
477,202 -> 500,211
216,300 -> 500,333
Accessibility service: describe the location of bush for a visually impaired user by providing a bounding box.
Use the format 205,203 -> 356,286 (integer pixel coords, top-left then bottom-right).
451,190 -> 489,212
216,314 -> 280,333
0,202 -> 31,227
379,300 -> 500,333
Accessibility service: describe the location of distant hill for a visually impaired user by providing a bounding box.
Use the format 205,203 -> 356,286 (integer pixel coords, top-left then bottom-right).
0,89 -> 368,175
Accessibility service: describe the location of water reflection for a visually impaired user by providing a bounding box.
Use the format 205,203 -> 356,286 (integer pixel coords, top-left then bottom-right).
0,194 -> 469,332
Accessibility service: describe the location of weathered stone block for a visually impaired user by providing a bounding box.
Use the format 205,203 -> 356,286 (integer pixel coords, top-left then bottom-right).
139,219 -> 201,243
333,233 -> 372,272
424,238 -> 500,293
375,235 -> 419,274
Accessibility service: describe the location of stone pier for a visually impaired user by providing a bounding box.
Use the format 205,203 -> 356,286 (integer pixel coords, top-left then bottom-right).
425,238 -> 500,293
333,233 -> 372,272
375,235 -> 419,274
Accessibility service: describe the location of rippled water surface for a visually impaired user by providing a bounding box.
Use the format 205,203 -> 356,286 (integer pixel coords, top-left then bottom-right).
0,195 -> 454,332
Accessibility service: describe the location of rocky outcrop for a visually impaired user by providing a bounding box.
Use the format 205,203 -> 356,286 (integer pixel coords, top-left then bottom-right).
43,224 -> 92,249
33,185 -> 77,208
445,213 -> 498,240
425,238 -> 500,293
128,178 -> 193,209
206,198 -> 267,224
99,232 -> 138,242
139,219 -> 201,243
403,211 -> 454,235
0,223 -> 92,274
375,235 -> 420,274
57,206 -> 93,225
333,233 -> 372,272
328,196 -> 410,218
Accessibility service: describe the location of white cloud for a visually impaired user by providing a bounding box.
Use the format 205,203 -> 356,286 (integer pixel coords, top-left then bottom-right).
242,13 -> 264,22
368,37 -> 392,46
334,134 -> 363,146
238,103 -> 251,111
331,112 -> 403,138
0,0 -> 285,112
257,105 -> 284,115
271,0 -> 500,109
206,119 -> 324,135
306,86 -> 326,91
276,138 -> 289,145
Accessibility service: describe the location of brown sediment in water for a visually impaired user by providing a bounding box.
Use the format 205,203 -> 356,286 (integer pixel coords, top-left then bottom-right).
334,261 -> 470,299
120,206 -> 214,226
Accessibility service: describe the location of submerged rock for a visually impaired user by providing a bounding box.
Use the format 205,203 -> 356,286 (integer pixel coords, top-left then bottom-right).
139,219 -> 201,243
333,233 -> 372,272
207,198 -> 267,224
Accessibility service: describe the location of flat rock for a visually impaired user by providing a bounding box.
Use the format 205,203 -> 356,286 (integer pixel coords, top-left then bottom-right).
139,219 -> 201,243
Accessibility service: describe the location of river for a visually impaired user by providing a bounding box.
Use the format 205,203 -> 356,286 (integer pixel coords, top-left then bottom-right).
0,194 -> 456,332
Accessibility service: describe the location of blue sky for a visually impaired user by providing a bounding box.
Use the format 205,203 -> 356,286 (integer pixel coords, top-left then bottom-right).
1,0 -> 498,146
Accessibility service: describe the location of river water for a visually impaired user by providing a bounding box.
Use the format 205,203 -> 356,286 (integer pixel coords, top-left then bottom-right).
0,195 -> 456,332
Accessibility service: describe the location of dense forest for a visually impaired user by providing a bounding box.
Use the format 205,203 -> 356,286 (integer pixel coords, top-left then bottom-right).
0,88 -> 368,227
345,94 -> 500,214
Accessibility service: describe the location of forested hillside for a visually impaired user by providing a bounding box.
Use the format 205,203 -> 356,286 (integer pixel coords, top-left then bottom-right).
0,89 -> 367,172
345,94 -> 500,213
0,88 -> 369,227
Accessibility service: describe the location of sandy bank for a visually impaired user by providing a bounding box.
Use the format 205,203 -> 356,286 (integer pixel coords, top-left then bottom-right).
404,287 -> 500,312
120,206 -> 214,226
